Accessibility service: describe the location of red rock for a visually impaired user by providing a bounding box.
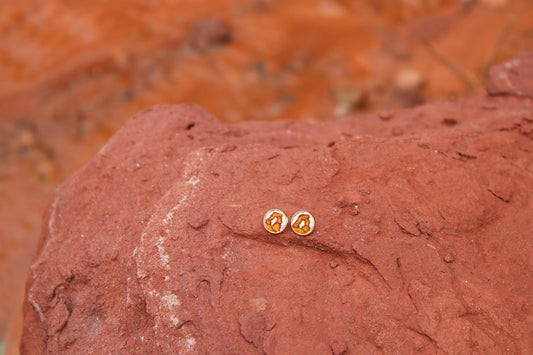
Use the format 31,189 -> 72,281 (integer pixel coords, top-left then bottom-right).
187,18 -> 233,52
21,55 -> 533,353
487,51 -> 533,98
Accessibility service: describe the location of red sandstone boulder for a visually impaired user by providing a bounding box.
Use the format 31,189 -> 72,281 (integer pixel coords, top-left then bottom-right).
22,54 -> 533,353
487,51 -> 533,98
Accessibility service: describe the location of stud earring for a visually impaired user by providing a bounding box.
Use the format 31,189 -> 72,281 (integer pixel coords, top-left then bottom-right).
263,209 -> 288,234
291,211 -> 315,236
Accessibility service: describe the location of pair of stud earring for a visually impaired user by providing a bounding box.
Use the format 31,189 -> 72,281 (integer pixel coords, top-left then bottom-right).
263,209 -> 315,236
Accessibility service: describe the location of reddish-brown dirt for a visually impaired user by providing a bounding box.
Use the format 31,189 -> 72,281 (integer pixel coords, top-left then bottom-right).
1,0 -> 533,352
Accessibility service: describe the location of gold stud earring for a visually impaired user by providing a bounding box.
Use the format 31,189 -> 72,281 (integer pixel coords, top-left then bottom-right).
291,211 -> 315,236
263,209 -> 288,234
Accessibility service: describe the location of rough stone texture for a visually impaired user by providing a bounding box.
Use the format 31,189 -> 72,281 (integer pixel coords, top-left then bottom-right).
21,54 -> 533,354
487,51 -> 533,98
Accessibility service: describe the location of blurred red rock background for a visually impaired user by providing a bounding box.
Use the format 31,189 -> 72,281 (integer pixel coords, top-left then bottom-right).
0,0 -> 532,351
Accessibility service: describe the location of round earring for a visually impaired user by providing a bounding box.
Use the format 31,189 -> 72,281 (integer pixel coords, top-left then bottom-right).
291,211 -> 315,236
263,209 -> 288,234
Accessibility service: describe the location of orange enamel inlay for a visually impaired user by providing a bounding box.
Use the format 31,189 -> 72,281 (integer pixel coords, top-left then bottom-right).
292,214 -> 311,235
265,212 -> 284,233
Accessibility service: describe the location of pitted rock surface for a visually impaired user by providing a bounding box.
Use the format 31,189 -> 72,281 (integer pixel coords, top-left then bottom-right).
22,54 -> 533,353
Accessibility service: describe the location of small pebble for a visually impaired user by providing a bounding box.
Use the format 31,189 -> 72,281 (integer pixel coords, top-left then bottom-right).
392,126 -> 403,136
378,112 -> 393,121
333,84 -> 366,118
443,254 -> 455,263
36,159 -> 57,181
394,68 -> 425,92
188,18 -> 232,52
16,129 -> 36,148
329,260 -> 339,269
331,340 -> 348,355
